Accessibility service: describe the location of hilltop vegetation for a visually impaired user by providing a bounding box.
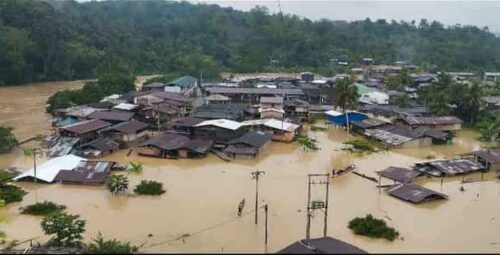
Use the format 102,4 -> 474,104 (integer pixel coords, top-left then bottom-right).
1,0 -> 500,85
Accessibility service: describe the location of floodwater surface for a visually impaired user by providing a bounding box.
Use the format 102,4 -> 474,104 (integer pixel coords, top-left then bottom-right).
0,81 -> 499,253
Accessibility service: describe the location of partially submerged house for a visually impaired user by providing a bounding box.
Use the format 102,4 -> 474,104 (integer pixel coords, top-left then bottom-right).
164,75 -> 198,96
54,160 -> 115,185
359,105 -> 428,122
166,117 -> 205,136
137,132 -> 212,159
376,167 -> 420,184
471,149 -> 500,171
100,120 -> 149,147
13,154 -> 85,183
242,118 -> 301,142
386,183 -> 447,204
284,98 -> 309,121
278,236 -> 367,254
194,119 -> 245,144
399,116 -> 463,133
78,137 -> 120,158
88,110 -> 135,124
59,119 -> 112,144
192,103 -> 249,121
225,131 -> 272,159
259,97 -> 284,119
413,158 -> 485,177
325,110 -> 367,126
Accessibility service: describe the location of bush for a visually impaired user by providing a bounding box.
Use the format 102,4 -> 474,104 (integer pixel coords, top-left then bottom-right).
133,180 -> 166,195
106,174 -> 129,195
86,232 -> 138,254
295,135 -> 319,151
348,214 -> 399,241
344,139 -> 377,153
127,162 -> 143,174
0,126 -> 18,154
20,201 -> 66,216
0,184 -> 27,204
310,126 -> 327,132
0,170 -> 17,182
41,212 -> 86,247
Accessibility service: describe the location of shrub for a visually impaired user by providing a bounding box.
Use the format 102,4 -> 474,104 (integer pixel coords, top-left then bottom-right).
344,139 -> 377,153
0,170 -> 17,182
41,212 -> 86,247
295,136 -> 319,151
20,201 -> 66,216
348,214 -> 399,241
86,232 -> 138,254
133,180 -> 166,195
106,174 -> 129,195
0,184 -> 27,204
0,126 -> 18,154
310,126 -> 327,131
127,162 -> 144,174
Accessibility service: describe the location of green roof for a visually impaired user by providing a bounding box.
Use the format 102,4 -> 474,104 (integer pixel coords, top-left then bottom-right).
168,75 -> 198,88
354,83 -> 376,95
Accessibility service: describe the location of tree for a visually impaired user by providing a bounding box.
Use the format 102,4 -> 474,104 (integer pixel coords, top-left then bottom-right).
106,174 -> 129,195
41,212 -> 86,247
20,201 -> 66,216
332,78 -> 358,131
0,184 -> 27,204
0,126 -> 18,154
348,214 -> 399,241
86,232 -> 138,254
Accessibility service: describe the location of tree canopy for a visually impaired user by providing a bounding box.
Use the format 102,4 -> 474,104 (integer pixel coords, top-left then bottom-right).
1,0 -> 500,85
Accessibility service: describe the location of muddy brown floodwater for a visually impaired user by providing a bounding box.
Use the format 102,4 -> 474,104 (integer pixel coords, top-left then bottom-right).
1,82 -> 500,253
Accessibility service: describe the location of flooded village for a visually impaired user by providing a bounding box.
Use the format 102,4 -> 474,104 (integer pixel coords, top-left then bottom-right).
1,66 -> 500,253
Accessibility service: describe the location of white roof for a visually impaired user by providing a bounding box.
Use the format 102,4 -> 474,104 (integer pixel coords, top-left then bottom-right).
13,154 -> 85,183
325,110 -> 343,117
113,103 -> 138,111
312,80 -> 327,84
195,119 -> 243,130
101,94 -> 121,101
259,108 -> 285,114
241,118 -> 300,132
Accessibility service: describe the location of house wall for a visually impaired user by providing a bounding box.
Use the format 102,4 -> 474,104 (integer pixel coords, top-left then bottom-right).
137,147 -> 161,157
272,131 -> 295,142
400,137 -> 433,148
261,111 -> 284,119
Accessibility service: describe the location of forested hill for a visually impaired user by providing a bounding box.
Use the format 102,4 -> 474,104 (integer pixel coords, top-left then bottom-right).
1,0 -> 500,85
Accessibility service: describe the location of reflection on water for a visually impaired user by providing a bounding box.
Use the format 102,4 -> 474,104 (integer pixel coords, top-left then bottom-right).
1,81 -> 500,253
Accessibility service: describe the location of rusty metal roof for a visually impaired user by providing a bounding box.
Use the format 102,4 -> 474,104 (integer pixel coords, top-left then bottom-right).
62,119 -> 111,135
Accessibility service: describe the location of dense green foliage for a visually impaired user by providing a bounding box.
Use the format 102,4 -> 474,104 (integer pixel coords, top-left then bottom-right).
86,232 -> 138,254
41,212 -> 86,247
0,184 -> 27,204
0,170 -> 17,183
133,180 -> 166,196
0,126 -> 18,154
20,201 -> 66,216
46,73 -> 135,113
348,214 -> 399,241
295,135 -> 319,151
344,139 -> 378,153
332,78 -> 358,111
127,162 -> 144,175
419,73 -> 485,122
106,174 -> 129,195
1,0 -> 500,85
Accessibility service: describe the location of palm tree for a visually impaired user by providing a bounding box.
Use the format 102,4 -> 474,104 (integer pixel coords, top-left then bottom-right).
106,174 -> 129,195
332,78 -> 358,132
127,161 -> 144,174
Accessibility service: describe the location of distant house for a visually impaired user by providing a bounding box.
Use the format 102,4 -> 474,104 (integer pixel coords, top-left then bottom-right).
359,104 -> 428,122
284,98 -> 310,121
399,116 -> 463,133
88,110 -> 135,124
194,119 -> 245,144
192,103 -> 249,121
362,125 -> 450,148
224,131 -> 272,159
278,236 -> 367,254
413,159 -> 485,177
54,160 -> 115,185
59,119 -> 112,144
112,103 -> 139,112
142,82 -> 166,92
78,137 -> 120,158
165,117 -> 205,136
362,58 -> 374,65
165,76 -> 198,96
205,87 -> 303,104
325,110 -> 367,126
300,72 -> 314,82
386,183 -> 447,204
242,118 -> 301,142
260,97 -> 284,119
358,90 -> 389,105
483,72 -> 500,83
484,96 -> 500,110
100,120 -> 149,147
204,94 -> 232,104
137,132 -> 212,159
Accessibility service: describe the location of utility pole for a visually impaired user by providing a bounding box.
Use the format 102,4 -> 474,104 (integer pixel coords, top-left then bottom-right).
264,204 -> 269,253
251,170 -> 265,225
305,174 -> 330,243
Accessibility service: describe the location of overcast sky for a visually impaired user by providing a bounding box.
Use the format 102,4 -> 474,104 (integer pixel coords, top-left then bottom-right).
188,0 -> 500,33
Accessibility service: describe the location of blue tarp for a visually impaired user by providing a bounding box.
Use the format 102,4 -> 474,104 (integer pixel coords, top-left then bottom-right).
326,112 -> 367,126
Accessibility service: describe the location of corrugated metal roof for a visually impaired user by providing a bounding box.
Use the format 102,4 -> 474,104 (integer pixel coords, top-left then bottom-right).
386,183 -> 447,203
62,119 -> 111,135
195,119 -> 243,130
206,87 -> 303,95
13,155 -> 85,183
